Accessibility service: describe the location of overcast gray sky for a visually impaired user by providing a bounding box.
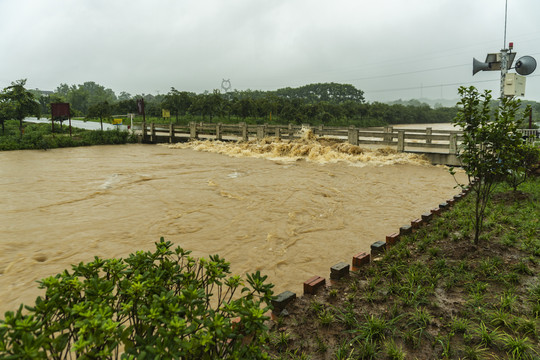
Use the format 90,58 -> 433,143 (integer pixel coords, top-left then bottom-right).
1,0 -> 539,102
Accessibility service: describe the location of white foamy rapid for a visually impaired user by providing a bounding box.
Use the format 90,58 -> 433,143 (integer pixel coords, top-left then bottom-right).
168,129 -> 430,167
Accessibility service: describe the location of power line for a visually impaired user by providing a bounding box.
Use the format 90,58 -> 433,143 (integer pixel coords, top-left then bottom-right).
347,63 -> 469,82
366,78 -> 498,94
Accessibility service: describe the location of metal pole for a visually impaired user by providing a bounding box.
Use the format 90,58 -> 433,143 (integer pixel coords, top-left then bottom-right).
503,0 -> 508,49
500,0 -> 509,99
500,48 -> 508,99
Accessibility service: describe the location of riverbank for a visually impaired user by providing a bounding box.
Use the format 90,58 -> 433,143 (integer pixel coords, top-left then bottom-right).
265,176 -> 540,359
0,120 -> 136,151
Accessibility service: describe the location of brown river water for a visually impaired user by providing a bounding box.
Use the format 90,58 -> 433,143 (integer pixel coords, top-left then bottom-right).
0,133 -> 466,314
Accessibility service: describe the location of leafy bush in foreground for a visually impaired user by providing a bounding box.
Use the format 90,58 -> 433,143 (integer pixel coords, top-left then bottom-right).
0,238 -> 274,359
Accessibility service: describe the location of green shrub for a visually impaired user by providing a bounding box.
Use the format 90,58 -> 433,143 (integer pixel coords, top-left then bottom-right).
0,238 -> 274,359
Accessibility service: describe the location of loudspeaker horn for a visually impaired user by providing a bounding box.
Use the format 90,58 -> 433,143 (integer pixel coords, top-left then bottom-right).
473,58 -> 491,75
515,56 -> 537,76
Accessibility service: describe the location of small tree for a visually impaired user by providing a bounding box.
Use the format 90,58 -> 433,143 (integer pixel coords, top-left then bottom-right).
1,79 -> 40,137
87,101 -> 111,131
451,86 -> 532,244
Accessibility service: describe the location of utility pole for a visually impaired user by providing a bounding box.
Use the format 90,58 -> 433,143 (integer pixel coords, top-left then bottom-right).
500,48 -> 508,99
500,0 -> 509,99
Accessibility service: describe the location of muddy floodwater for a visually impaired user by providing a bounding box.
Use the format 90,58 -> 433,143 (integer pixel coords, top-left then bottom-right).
0,138 -> 465,314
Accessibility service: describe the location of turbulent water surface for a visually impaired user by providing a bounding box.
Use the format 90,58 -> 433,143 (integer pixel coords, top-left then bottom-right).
0,135 -> 465,314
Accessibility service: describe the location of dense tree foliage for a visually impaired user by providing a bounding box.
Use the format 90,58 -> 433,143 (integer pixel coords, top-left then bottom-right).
25,80 -> 540,127
54,81 -> 117,115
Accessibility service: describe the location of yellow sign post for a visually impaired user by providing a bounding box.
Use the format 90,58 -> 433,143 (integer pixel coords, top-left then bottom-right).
112,118 -> 122,125
162,109 -> 171,118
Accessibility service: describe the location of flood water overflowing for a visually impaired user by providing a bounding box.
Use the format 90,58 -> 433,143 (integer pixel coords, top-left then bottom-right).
0,134 -> 466,314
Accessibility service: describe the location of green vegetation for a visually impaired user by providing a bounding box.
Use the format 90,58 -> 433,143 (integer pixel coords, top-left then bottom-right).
35,81 -> 463,127
1,79 -> 41,137
0,239 -> 274,359
266,176 -> 540,359
1,80 -> 136,151
451,86 -> 540,244
0,119 -> 136,151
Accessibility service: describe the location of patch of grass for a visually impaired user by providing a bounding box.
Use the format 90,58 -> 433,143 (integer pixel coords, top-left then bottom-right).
333,303 -> 358,329
450,316 -> 470,334
500,333 -> 538,360
473,322 -> 500,347
499,290 -> 517,312
461,344 -> 489,360
488,308 -> 516,331
407,307 -> 432,330
436,334 -> 453,359
384,339 -> 406,360
514,260 -> 534,275
427,246 -> 442,258
351,314 -> 390,343
333,340 -> 355,360
353,338 -> 379,359
269,330 -> 292,351
317,309 -> 334,327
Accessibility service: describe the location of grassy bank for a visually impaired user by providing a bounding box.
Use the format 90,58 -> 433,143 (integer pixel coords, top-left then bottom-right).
266,177 -> 540,359
0,120 -> 137,151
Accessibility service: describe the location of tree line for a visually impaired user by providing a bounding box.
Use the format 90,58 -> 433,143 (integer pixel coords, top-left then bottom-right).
7,80 -> 539,128
30,81 -> 465,127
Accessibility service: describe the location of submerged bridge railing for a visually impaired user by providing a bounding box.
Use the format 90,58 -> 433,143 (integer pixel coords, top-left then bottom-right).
137,122 -> 464,155
135,122 -> 467,165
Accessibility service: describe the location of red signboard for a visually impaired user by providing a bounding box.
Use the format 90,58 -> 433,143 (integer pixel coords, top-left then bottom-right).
51,103 -> 70,118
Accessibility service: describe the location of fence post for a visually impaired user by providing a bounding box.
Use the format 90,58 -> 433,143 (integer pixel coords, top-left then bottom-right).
241,122 -> 248,141
348,126 -> 359,145
275,127 -> 281,139
150,123 -> 156,143
384,126 -> 393,144
426,127 -> 432,144
169,123 -> 174,143
257,125 -> 266,139
449,132 -> 457,154
142,122 -> 147,142
216,123 -> 222,141
397,130 -> 405,152
189,122 -> 198,139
